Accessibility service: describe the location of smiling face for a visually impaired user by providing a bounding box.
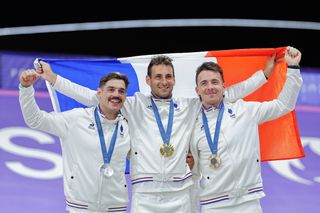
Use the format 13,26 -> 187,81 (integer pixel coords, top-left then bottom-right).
146,64 -> 176,99
97,79 -> 127,117
195,70 -> 225,108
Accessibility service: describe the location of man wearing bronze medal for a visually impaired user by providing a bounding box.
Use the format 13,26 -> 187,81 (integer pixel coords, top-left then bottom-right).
36,53 -> 272,212
190,46 -> 303,212
19,71 -> 131,213
208,155 -> 221,169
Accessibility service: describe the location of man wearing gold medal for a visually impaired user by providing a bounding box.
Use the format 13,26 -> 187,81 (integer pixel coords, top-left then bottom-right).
35,55 -> 271,213
19,71 -> 131,213
190,46 -> 302,212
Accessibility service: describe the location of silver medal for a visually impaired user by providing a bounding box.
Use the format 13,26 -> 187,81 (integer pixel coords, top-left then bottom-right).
100,164 -> 114,177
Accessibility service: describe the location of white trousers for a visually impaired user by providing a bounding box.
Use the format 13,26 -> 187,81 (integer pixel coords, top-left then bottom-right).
189,181 -> 200,213
201,199 -> 263,213
131,187 -> 192,213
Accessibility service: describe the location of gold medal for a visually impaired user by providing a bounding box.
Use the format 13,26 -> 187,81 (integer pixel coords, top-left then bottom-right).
160,144 -> 174,157
208,155 -> 221,169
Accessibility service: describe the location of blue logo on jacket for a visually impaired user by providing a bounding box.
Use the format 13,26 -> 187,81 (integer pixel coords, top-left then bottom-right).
228,108 -> 236,119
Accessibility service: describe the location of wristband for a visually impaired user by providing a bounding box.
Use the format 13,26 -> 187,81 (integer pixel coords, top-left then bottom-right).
288,65 -> 300,69
18,83 -> 29,89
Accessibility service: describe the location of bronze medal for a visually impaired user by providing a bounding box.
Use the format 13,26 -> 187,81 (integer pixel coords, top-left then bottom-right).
160,144 -> 174,157
208,155 -> 221,169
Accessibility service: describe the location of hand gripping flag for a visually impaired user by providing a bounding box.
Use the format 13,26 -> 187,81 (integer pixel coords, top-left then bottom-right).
42,47 -> 304,162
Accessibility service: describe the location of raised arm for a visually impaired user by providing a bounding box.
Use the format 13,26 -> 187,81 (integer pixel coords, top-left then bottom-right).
35,60 -> 99,107
224,71 -> 267,102
19,69 -> 68,137
253,46 -> 303,123
224,53 -> 277,102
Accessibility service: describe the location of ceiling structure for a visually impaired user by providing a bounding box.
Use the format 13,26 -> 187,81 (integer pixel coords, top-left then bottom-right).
0,4 -> 318,67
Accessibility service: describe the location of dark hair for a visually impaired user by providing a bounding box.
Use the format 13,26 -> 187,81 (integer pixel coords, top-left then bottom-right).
99,72 -> 129,88
147,55 -> 175,77
195,62 -> 224,85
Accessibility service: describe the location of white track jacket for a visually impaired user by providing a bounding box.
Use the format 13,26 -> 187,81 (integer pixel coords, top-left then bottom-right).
190,68 -> 303,210
19,86 -> 130,212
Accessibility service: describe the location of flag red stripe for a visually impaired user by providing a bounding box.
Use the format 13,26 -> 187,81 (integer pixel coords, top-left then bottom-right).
206,47 -> 304,161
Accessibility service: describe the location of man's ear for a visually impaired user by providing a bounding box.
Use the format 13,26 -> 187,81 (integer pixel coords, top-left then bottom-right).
97,88 -> 102,98
222,83 -> 226,97
146,75 -> 151,86
195,86 -> 199,95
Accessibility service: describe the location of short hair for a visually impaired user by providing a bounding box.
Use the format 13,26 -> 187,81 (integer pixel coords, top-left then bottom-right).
147,55 -> 175,77
99,72 -> 129,89
195,62 -> 224,85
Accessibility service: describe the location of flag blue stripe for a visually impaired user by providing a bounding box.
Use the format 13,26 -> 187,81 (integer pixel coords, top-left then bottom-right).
43,59 -> 141,174
43,59 -> 140,112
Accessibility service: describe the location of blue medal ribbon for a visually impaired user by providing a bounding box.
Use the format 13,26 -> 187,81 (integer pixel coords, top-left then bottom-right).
94,107 -> 119,165
201,101 -> 224,155
151,98 -> 174,145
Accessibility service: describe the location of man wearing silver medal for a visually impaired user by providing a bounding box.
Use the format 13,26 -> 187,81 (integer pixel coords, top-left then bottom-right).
190,46 -> 303,212
35,55 -> 271,213
19,70 -> 131,213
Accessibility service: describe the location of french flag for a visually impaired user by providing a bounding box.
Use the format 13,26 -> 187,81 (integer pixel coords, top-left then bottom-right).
42,47 -> 304,162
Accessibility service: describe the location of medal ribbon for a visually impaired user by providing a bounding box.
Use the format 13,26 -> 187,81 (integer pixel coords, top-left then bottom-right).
94,107 -> 119,165
151,98 -> 174,145
201,101 -> 224,155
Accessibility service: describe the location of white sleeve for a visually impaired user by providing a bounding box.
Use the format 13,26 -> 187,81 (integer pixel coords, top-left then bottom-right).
251,68 -> 303,124
225,70 -> 267,102
53,75 -> 99,107
19,86 -> 68,137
